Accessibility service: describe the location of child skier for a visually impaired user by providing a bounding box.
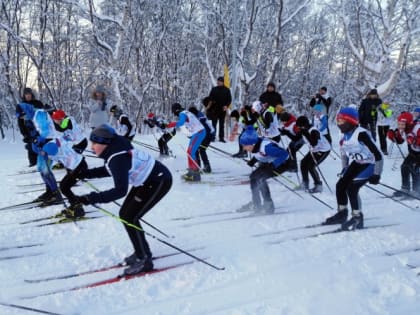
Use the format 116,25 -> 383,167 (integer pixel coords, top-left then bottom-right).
144,113 -> 175,156
324,107 -> 383,230
239,126 -> 289,213
279,111 -> 304,172
295,115 -> 331,193
387,112 -> 420,198
167,103 -> 206,182
51,109 -> 88,153
73,124 -> 173,275
110,105 -> 136,141
16,103 -> 62,205
312,104 -> 331,144
188,106 -> 215,173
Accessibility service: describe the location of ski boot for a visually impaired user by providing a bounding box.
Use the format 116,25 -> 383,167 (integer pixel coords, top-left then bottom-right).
236,202 -> 259,212
182,169 -> 201,182
308,183 -> 323,193
262,201 -> 275,214
324,209 -> 348,225
203,164 -> 212,174
295,181 -> 309,191
123,256 -> 154,275
341,212 -> 364,230
33,190 -> 53,203
64,203 -> 85,219
40,191 -> 62,207
392,188 -> 410,198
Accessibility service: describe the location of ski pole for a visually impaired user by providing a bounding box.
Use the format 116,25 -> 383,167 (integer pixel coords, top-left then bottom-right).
82,180 -> 173,238
366,185 -> 418,211
90,204 -> 225,271
395,143 -> 406,159
310,151 -> 333,193
132,139 -> 160,153
379,182 -> 420,202
208,144 -> 234,157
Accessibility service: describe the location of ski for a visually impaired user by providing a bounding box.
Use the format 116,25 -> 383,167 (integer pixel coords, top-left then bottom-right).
385,246 -> 420,256
24,247 -> 204,283
0,301 -> 62,315
0,252 -> 43,261
267,223 -> 400,245
22,260 -> 196,299
171,210 -> 235,221
182,208 -> 288,228
0,200 -> 43,211
20,210 -> 95,225
252,217 -> 380,238
35,216 -> 103,227
0,243 -> 43,251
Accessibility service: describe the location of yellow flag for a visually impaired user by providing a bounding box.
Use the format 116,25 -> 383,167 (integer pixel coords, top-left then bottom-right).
223,64 -> 230,88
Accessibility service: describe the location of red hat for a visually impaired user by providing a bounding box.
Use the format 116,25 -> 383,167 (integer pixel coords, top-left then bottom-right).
147,112 -> 154,119
52,110 -> 66,120
397,112 -> 413,124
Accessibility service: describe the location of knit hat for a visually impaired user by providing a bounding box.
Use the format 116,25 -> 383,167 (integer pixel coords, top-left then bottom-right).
414,107 -> 420,113
239,126 -> 259,146
23,87 -> 33,95
397,112 -> 413,124
52,110 -> 66,121
90,124 -> 116,144
313,104 -> 323,112
217,77 -> 224,82
296,116 -> 310,129
267,82 -> 276,89
147,112 -> 155,119
336,107 -> 359,125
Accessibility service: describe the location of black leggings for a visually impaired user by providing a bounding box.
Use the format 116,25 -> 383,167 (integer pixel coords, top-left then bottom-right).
300,151 -> 330,184
336,162 -> 369,211
119,161 -> 172,259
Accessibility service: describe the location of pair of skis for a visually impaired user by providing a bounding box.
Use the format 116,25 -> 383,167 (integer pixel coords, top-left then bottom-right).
21,247 -> 205,299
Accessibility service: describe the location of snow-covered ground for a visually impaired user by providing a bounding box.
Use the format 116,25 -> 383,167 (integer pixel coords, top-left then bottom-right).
0,129 -> 419,315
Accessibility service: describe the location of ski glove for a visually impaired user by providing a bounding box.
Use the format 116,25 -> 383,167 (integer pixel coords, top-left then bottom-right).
247,157 -> 258,167
368,174 -> 380,185
73,195 -> 90,205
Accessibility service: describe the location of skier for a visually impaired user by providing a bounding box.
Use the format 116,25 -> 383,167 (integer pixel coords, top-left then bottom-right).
252,100 -> 281,142
41,138 -> 88,218
16,102 -> 62,205
109,105 -> 136,141
279,111 -> 304,172
324,107 -> 383,230
188,105 -> 215,173
167,103 -> 205,182
387,112 -> 420,198
144,113 -> 175,156
295,115 -> 331,193
73,124 -> 173,275
239,126 -> 289,213
312,104 -> 331,144
51,109 -> 88,153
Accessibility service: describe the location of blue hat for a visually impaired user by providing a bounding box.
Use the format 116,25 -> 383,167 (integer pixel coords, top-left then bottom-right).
90,124 -> 116,144
414,107 -> 420,113
336,107 -> 359,125
239,126 -> 259,146
313,104 -> 323,112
